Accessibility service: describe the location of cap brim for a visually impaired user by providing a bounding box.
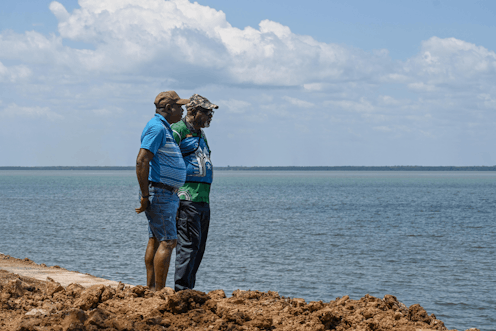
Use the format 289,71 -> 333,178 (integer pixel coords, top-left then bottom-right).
204,103 -> 219,109
176,98 -> 190,105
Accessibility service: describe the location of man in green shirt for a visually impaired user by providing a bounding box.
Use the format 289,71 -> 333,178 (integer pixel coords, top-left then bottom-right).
171,94 -> 218,291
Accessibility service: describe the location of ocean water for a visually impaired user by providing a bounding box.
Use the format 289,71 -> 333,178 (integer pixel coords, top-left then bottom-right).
0,170 -> 494,331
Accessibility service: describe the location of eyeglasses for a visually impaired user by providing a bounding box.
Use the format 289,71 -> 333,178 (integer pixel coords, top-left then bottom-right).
200,108 -> 214,116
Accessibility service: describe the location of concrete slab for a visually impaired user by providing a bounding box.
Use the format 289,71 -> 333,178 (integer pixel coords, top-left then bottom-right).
0,253 -> 128,288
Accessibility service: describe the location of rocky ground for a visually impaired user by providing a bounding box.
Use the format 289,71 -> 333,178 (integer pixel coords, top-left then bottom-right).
0,256 -> 480,331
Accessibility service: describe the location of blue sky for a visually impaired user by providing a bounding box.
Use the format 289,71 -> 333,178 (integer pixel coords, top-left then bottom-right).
1,0 -> 496,166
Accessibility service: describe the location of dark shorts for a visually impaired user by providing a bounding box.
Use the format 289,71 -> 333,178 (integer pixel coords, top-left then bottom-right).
140,186 -> 179,241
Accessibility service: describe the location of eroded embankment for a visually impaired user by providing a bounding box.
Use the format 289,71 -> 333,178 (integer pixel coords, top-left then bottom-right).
0,254 -> 480,331
0,270 -> 482,331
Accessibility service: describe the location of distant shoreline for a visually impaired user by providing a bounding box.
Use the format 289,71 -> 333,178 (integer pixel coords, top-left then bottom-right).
1,166 -> 496,171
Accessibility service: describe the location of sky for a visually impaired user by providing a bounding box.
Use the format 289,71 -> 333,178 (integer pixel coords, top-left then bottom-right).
1,0 -> 496,166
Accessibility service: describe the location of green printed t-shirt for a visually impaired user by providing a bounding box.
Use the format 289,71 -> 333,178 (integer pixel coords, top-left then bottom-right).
177,182 -> 211,203
171,120 -> 212,203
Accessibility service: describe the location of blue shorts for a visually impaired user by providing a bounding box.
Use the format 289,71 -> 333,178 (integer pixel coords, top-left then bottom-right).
140,186 -> 179,241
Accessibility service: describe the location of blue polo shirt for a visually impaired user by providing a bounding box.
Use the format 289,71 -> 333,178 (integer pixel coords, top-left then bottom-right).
140,114 -> 186,188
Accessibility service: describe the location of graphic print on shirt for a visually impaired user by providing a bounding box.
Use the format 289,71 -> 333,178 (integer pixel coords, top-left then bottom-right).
177,190 -> 192,201
171,121 -> 213,186
190,145 -> 211,177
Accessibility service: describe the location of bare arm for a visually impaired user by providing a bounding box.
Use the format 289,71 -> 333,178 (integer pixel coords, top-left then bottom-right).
135,148 -> 154,214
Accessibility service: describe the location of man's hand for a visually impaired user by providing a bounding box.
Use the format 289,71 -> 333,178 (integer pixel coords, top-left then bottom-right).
135,196 -> 149,214
136,148 -> 154,213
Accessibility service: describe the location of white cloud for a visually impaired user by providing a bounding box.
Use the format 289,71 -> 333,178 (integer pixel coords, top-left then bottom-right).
282,96 -> 315,108
403,37 -> 496,91
324,97 -> 374,113
477,94 -> 496,110
217,99 -> 251,113
0,61 -> 32,82
0,103 -> 63,120
303,83 -> 324,91
407,82 -> 437,92
2,1 -> 493,95
0,0 -> 386,87
49,1 -> 70,22
91,106 -> 124,116
378,95 -> 401,106
1,0 -> 496,166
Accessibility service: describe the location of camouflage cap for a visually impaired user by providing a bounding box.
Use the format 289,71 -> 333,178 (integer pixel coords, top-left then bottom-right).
186,94 -> 219,110
154,91 -> 190,108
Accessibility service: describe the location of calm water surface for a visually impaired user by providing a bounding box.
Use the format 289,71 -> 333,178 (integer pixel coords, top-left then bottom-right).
0,170 -> 494,331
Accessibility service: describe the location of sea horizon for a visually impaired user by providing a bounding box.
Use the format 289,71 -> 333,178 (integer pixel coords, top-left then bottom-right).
1,165 -> 496,171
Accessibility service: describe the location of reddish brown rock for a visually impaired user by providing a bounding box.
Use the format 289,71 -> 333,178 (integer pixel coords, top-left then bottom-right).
208,289 -> 226,299
73,285 -> 105,310
0,268 -> 481,331
61,309 -> 87,331
45,279 -> 64,297
65,283 -> 85,298
409,303 -> 433,324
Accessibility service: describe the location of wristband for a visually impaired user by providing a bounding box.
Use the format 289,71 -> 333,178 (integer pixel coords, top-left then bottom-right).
142,195 -> 150,199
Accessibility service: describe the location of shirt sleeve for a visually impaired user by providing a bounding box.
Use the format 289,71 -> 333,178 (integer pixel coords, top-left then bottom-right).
171,123 -> 183,145
140,124 -> 164,155
172,130 -> 181,145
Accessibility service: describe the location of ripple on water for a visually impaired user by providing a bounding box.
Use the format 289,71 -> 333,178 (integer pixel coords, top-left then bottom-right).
0,170 -> 494,331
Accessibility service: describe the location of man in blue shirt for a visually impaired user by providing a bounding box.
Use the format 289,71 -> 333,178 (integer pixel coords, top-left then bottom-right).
135,91 -> 188,291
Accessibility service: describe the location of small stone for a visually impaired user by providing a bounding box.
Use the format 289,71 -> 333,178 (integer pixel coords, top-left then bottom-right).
61,309 -> 87,331
100,286 -> 115,302
7,279 -> 27,298
155,286 -> 175,299
74,285 -> 105,310
408,304 -> 432,324
66,283 -> 85,298
292,298 -> 306,308
45,281 -> 64,296
84,308 -> 107,327
17,318 -> 41,330
308,301 -> 325,312
336,295 -> 350,306
208,289 -> 226,300
25,308 -> 50,317
362,309 -> 375,319
131,285 -> 147,297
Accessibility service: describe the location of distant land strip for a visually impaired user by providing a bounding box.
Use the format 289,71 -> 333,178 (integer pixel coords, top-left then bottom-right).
1,166 -> 496,171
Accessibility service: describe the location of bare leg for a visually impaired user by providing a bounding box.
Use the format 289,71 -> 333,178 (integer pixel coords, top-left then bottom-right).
145,238 -> 159,290
154,239 -> 177,291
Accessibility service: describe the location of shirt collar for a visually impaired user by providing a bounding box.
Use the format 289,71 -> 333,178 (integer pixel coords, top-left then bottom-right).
155,113 -> 172,129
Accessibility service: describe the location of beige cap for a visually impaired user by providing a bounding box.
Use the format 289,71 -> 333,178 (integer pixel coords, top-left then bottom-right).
154,91 -> 190,108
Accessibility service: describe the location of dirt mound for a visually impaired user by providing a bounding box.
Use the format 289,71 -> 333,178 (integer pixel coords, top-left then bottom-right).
0,269 -> 479,331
